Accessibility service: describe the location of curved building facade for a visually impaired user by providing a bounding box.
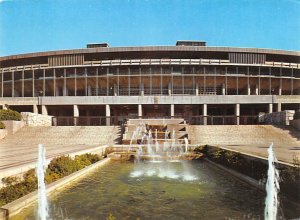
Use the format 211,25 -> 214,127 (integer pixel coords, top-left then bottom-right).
0,41 -> 299,125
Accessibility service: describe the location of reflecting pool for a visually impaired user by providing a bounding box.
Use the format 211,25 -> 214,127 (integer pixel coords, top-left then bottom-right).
11,161 -> 298,219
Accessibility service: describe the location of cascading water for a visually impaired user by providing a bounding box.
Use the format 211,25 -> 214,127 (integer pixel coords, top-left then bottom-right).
130,121 -> 198,181
264,143 -> 280,220
184,137 -> 188,153
147,129 -> 154,156
37,144 -> 49,220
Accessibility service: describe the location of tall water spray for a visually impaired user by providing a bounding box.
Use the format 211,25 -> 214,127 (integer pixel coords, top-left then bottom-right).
264,143 -> 280,220
184,137 -> 188,153
37,144 -> 49,220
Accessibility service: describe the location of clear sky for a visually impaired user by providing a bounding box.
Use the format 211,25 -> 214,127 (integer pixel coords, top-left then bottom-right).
0,0 -> 300,56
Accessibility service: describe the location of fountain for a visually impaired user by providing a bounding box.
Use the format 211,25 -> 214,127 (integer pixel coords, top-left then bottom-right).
264,143 -> 280,220
37,144 -> 49,220
184,137 -> 188,153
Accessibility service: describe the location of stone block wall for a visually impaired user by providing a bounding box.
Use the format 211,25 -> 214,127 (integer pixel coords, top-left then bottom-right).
0,129 -> 7,139
1,121 -> 26,135
21,112 -> 53,127
259,110 -> 295,125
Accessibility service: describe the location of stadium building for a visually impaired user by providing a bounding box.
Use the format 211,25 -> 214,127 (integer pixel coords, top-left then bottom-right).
0,41 -> 299,125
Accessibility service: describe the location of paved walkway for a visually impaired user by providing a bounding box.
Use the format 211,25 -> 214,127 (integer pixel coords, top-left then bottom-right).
188,125 -> 300,164
216,144 -> 300,165
0,126 -> 121,181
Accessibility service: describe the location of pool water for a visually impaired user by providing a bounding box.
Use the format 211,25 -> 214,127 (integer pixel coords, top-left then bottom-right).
11,160 -> 298,219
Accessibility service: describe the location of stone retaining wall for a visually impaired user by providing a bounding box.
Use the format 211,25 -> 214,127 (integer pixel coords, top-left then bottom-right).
259,110 -> 295,125
291,119 -> 300,131
0,129 -> 7,140
1,121 -> 25,135
21,112 -> 52,126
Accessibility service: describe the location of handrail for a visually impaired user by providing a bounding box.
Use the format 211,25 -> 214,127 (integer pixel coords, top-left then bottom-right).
52,115 -> 260,126
1,58 -> 299,73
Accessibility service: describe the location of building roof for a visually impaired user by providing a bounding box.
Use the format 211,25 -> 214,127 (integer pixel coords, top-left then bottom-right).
0,46 -> 300,61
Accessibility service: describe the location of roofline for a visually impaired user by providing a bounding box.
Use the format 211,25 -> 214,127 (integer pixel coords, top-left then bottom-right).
1,46 -> 300,61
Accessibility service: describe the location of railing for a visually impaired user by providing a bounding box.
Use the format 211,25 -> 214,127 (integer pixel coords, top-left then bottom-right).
52,115 -> 259,126
52,116 -> 137,126
1,59 -> 300,73
188,116 -> 259,125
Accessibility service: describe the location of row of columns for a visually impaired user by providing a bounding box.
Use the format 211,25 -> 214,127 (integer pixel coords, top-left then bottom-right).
2,103 -> 282,118
31,103 -> 279,125
2,64 -> 294,98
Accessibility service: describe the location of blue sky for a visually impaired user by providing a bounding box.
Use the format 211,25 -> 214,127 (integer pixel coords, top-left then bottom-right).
0,0 -> 300,56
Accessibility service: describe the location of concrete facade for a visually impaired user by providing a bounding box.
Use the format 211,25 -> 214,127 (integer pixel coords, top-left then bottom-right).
0,42 -> 299,123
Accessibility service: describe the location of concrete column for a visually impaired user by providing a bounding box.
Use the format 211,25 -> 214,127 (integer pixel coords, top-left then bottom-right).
255,84 -> 259,95
138,104 -> 142,118
170,104 -> 175,117
203,104 -> 207,125
12,71 -> 14,97
268,103 -> 273,113
33,105 -> 38,114
87,85 -> 92,96
63,69 -> 67,96
235,104 -> 240,125
140,83 -> 144,96
276,103 -> 282,112
42,105 -> 48,115
106,104 -> 111,126
195,83 -> 199,96
247,86 -> 251,95
114,84 -> 118,96
73,105 -> 79,117
278,87 -> 282,96
55,87 -> 60,96
222,84 -> 225,95
168,82 -> 172,96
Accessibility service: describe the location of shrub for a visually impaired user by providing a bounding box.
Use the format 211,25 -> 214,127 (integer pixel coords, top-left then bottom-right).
0,109 -> 22,121
45,153 -> 101,183
47,155 -> 80,178
0,121 -> 5,129
193,145 -> 207,154
0,153 -> 101,205
0,169 -> 37,205
2,176 -> 20,186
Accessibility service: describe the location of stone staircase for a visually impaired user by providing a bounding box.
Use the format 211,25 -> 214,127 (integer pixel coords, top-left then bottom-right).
0,126 -> 121,147
187,125 -> 300,146
187,125 -> 300,164
122,118 -> 189,144
0,126 -> 121,176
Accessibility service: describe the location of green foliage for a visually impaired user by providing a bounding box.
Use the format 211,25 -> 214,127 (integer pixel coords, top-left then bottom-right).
0,109 -> 22,121
0,121 -> 5,129
47,156 -> 80,178
0,169 -> 37,205
193,145 -> 207,154
45,153 -> 101,184
0,153 -> 101,206
2,176 -> 20,186
106,213 -> 116,220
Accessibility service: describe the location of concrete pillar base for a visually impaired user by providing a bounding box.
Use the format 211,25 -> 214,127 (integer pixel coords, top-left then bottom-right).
33,105 -> 38,114
138,104 -> 142,118
268,103 -> 273,114
106,104 -> 111,126
203,104 -> 207,125
276,103 -> 282,112
235,104 -> 240,125
170,104 -> 174,117
42,105 -> 48,115
73,105 -> 79,117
